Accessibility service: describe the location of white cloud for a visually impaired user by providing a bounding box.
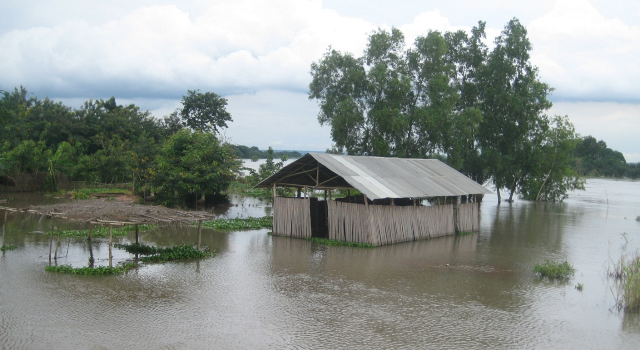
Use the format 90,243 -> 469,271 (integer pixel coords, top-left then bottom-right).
550,101 -> 640,162
528,0 -> 640,103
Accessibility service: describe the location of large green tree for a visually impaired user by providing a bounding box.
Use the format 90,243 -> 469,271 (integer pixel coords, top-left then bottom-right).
152,129 -> 240,206
478,18 -> 554,202
180,90 -> 232,133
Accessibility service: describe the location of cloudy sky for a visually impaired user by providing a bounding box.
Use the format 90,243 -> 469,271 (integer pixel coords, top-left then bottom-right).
1,0 -> 639,161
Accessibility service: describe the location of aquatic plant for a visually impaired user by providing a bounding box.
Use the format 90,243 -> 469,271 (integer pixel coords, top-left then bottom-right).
114,243 -> 160,255
306,237 -> 375,248
48,224 -> 157,238
45,262 -> 138,275
533,260 -> 575,280
202,216 -> 272,230
139,245 -> 212,263
608,252 -> 640,312
575,283 -> 584,291
115,243 -> 213,262
1,245 -> 17,251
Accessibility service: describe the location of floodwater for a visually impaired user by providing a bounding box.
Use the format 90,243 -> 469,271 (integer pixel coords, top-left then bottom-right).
1,179 -> 640,349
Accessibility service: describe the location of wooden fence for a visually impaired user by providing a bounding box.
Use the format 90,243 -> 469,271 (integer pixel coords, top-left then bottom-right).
273,197 -> 311,238
456,202 -> 479,232
327,201 -> 455,246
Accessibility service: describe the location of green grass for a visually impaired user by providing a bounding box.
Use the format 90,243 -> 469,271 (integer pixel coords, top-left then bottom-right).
1,245 -> 17,251
202,216 -> 272,230
48,224 -> 157,238
533,260 -> 575,280
45,262 -> 138,275
305,237 -> 375,248
575,283 -> 584,291
115,243 -> 213,262
609,253 -> 640,312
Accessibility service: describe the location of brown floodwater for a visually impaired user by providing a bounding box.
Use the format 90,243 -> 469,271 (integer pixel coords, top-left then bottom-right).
1,179 -> 640,349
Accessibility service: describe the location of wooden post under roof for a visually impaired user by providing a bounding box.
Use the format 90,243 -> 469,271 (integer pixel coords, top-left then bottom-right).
108,226 -> 113,268
272,183 -> 276,203
48,218 -> 54,265
197,220 -> 202,250
2,211 -> 6,247
135,224 -> 139,244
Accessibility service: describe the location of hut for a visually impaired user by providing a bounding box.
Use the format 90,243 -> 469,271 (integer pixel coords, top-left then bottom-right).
256,153 -> 491,246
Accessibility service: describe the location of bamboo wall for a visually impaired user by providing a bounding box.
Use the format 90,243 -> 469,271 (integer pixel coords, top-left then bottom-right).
327,201 -> 455,246
273,197 -> 311,238
457,202 -> 479,232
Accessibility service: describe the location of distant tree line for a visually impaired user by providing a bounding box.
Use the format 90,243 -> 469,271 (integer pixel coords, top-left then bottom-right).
573,136 -> 638,179
230,145 -> 301,160
309,18 -> 637,202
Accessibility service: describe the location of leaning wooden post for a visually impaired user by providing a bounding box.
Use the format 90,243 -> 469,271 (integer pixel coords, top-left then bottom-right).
197,220 -> 202,251
135,224 -> 139,244
108,226 -> 113,268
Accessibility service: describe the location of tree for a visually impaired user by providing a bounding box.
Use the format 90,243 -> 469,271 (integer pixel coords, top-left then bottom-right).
180,90 -> 232,133
518,116 -> 584,202
152,129 -> 240,206
478,18 -> 553,202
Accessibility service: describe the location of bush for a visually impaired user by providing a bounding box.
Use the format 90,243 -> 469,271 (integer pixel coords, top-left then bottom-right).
533,260 -> 574,279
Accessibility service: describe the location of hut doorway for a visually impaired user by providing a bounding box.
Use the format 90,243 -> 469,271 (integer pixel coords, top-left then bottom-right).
309,198 -> 328,238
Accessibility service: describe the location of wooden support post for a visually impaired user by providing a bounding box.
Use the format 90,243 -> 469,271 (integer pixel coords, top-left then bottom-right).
347,190 -> 351,203
413,198 -> 416,206
2,211 -> 6,246
297,187 -> 301,198
364,195 -> 369,208
48,219 -> 54,265
272,183 -> 276,203
88,225 -> 94,268
54,226 -> 61,260
135,224 -> 139,244
391,198 -> 395,206
328,189 -> 332,201
324,190 -> 327,201
108,226 -> 113,268
197,220 -> 202,251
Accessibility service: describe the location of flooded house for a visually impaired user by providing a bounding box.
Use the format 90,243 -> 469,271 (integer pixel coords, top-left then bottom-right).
256,153 -> 491,246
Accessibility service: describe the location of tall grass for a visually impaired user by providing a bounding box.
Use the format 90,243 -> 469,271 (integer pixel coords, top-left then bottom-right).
47,224 -> 156,238
609,252 -> 640,312
306,237 -> 375,248
533,260 -> 574,280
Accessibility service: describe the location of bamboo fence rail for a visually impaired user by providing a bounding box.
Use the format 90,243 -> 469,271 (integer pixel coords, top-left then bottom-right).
327,201 -> 455,246
273,197 -> 311,238
456,203 -> 479,232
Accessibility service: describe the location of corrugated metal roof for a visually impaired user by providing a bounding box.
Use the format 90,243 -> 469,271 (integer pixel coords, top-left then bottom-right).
256,153 -> 492,200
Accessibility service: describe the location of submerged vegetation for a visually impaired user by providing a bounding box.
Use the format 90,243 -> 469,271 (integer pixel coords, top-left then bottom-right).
306,237 -> 375,248
609,252 -> 640,312
533,260 -> 575,280
202,216 -> 272,230
45,263 -> 138,275
114,243 -> 213,262
1,245 -> 17,251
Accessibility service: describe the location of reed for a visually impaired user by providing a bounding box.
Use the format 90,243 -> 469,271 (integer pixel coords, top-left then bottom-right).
45,262 -> 138,275
533,260 -> 574,279
608,252 -> 640,312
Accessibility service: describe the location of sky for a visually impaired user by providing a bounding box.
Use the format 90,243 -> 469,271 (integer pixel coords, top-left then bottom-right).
1,0 -> 639,161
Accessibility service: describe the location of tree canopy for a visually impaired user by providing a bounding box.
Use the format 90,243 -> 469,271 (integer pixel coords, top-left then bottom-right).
309,18 -> 587,202
180,90 -> 232,133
